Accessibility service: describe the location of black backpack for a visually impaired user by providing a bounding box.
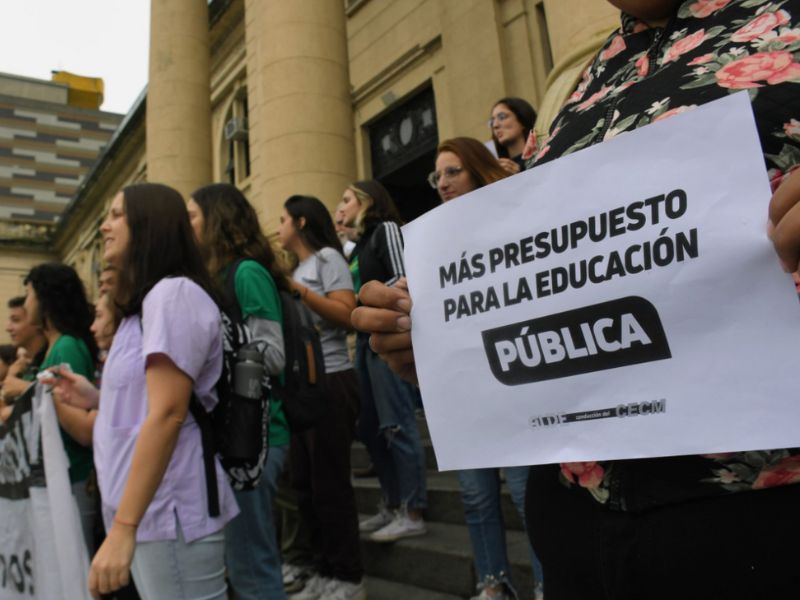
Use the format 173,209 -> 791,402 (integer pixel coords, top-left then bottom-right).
189,259 -> 272,517
272,289 -> 328,432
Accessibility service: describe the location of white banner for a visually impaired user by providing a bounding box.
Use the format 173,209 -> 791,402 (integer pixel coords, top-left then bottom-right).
0,383 -> 91,599
403,93 -> 800,471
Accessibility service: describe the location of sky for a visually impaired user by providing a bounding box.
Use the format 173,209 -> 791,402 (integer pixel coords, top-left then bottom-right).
0,1 -> 150,115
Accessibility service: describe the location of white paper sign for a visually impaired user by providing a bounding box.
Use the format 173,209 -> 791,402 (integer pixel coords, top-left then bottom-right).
403,93 -> 800,471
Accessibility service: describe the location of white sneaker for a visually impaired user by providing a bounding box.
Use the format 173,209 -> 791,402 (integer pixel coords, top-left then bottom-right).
283,563 -> 310,593
289,574 -> 331,600
369,511 -> 426,543
324,578 -> 367,600
534,583 -> 545,600
358,507 -> 394,532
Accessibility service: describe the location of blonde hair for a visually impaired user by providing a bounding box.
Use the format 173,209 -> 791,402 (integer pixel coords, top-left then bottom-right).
348,185 -> 374,236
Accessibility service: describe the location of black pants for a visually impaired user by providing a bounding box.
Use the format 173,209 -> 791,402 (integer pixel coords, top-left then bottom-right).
526,464 -> 800,600
290,369 -> 363,582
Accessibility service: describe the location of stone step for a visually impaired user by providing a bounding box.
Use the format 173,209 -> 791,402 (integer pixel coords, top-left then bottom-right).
365,576 -> 463,600
360,517 -> 535,598
353,470 -> 525,531
351,439 -> 439,472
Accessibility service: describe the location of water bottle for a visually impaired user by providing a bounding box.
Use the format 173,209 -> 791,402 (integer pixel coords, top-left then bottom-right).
234,348 -> 263,399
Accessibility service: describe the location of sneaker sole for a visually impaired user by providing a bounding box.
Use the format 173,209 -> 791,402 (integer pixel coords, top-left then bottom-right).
358,520 -> 392,533
369,527 -> 427,543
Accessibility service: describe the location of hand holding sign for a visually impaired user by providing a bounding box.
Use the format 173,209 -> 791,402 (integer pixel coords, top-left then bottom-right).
400,93 -> 800,471
353,278 -> 419,385
769,169 -> 800,273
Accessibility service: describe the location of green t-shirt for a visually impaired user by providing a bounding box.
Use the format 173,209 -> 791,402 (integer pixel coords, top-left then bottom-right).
39,335 -> 95,484
349,255 -> 362,294
225,259 -> 290,448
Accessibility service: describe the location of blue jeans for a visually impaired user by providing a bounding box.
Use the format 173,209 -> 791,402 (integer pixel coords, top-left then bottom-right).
355,335 -> 427,510
458,467 -> 544,596
131,518 -> 227,600
225,445 -> 288,600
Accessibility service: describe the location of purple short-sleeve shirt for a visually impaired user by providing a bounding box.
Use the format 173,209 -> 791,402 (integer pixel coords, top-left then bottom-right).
93,277 -> 239,542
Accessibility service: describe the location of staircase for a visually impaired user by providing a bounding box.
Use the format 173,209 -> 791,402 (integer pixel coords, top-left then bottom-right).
355,414 -> 536,599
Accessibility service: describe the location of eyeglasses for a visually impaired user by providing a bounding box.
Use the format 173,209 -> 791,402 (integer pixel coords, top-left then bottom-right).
427,166 -> 464,188
488,111 -> 512,128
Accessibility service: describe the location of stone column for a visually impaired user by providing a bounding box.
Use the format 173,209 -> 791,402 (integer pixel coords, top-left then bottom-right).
146,0 -> 212,199
244,0 -> 356,231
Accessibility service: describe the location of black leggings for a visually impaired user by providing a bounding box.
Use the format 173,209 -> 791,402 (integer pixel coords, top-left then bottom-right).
525,464 -> 800,600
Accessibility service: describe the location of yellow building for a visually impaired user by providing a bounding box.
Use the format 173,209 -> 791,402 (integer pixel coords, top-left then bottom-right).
2,0 -> 620,314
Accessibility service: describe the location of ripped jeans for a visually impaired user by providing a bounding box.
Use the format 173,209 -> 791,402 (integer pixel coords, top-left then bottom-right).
458,467 -> 544,598
355,334 -> 427,511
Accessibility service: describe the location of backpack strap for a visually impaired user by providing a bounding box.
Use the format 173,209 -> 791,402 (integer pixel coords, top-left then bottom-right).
138,311 -> 221,518
189,400 -> 220,517
223,258 -> 247,324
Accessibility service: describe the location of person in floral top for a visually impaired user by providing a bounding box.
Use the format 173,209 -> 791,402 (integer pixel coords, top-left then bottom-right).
353,0 -> 800,597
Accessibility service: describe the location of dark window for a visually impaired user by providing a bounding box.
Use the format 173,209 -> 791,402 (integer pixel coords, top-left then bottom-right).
368,86 -> 441,223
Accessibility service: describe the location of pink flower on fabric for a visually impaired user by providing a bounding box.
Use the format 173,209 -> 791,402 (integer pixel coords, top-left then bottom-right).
688,0 -> 732,19
521,130 -> 538,161
767,61 -> 800,85
784,118 -> 800,139
752,456 -> 800,490
653,105 -> 698,122
664,29 -> 708,64
715,51 -> 800,88
636,53 -> 650,76
567,69 -> 593,104
731,10 -> 791,42
768,168 -> 785,192
534,144 -> 551,161
576,85 -> 612,112
688,53 -> 715,65
772,28 -> 800,44
615,80 -> 637,95
561,462 -> 605,490
601,35 -> 627,61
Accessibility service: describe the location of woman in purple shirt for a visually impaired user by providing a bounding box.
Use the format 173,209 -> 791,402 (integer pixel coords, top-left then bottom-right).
53,183 -> 239,599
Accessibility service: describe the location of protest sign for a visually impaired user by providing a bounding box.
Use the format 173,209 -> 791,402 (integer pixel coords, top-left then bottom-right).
0,383 -> 91,600
403,92 -> 800,471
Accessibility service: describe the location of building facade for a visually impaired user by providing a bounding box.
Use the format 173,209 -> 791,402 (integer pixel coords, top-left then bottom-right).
0,72 -> 122,323
1,0 -> 621,312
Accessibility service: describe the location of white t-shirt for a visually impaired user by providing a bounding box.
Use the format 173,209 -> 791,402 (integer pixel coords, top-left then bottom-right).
292,247 -> 354,373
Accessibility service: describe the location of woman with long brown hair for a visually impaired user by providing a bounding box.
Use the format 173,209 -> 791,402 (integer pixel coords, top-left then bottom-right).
278,194 -> 365,600
52,182 -> 239,599
188,182 -> 289,600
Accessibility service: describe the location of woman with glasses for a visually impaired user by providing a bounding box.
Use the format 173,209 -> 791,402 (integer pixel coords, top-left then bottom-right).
489,97 -> 537,176
428,137 -> 508,201
429,136 -> 543,600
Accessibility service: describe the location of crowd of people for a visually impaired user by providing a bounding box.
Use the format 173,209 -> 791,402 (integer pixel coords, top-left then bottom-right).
1,0 -> 799,599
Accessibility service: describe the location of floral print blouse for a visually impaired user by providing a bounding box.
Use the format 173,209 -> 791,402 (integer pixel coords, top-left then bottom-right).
525,0 -> 800,511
